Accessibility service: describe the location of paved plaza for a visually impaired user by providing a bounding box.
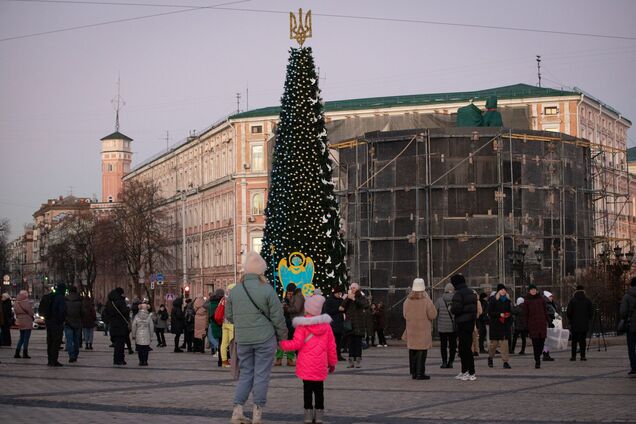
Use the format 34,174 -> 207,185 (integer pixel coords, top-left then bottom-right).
0,330 -> 634,424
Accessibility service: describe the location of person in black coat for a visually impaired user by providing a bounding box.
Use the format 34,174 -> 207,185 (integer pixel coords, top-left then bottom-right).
566,285 -> 593,361
450,274 -> 478,379
1,293 -> 14,346
342,282 -> 369,368
171,296 -> 185,353
46,283 -> 67,367
487,284 -> 512,369
322,286 -> 346,361
103,287 -> 130,366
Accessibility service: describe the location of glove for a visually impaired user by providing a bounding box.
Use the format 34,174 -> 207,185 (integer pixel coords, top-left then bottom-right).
328,365 -> 335,374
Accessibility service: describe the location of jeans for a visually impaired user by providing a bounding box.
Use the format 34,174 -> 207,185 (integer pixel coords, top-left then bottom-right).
46,322 -> 63,364
64,326 -> 81,360
571,331 -> 587,359
303,380 -> 324,410
207,324 -> 219,350
627,332 -> 636,372
457,320 -> 475,375
17,329 -> 32,353
234,336 -> 278,407
82,327 -> 94,345
439,332 -> 457,364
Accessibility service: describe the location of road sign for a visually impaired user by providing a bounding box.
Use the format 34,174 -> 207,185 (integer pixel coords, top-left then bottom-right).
156,272 -> 164,283
165,292 -> 175,301
150,281 -> 155,290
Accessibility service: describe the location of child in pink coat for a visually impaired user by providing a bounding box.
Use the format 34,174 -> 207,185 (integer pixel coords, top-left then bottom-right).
280,290 -> 337,424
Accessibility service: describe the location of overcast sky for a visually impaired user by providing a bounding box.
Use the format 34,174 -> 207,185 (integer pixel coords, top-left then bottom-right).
1,0 -> 635,238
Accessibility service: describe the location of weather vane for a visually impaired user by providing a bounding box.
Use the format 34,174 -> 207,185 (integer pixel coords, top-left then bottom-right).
290,8 -> 312,46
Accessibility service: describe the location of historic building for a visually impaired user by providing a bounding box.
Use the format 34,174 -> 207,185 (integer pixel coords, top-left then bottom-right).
124,83 -> 631,297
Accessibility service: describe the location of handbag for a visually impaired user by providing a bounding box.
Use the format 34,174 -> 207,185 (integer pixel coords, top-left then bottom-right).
444,301 -> 457,332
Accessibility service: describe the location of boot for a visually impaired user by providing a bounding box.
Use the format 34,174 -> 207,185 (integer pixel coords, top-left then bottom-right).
503,362 -> 511,369
355,357 -> 362,368
274,358 -> 282,366
487,358 -> 493,368
543,352 -> 554,361
315,409 -> 324,424
252,405 -> 263,424
304,409 -> 314,423
440,361 -> 448,369
347,357 -> 355,368
535,360 -> 541,369
230,404 -> 251,424
447,361 -> 453,369
286,358 -> 296,366
14,348 -> 21,358
23,349 -> 31,359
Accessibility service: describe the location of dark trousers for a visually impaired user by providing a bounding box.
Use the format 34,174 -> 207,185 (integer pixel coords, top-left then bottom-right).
457,320 -> 475,375
184,330 -> 194,351
174,332 -> 182,350
111,335 -> 126,364
512,329 -> 528,353
46,323 -> 63,364
376,329 -> 387,346
408,349 -> 428,378
303,380 -> 324,410
193,337 -> 205,353
571,331 -> 587,359
334,332 -> 344,359
531,337 -> 546,363
1,324 -> 12,346
155,329 -> 166,346
477,321 -> 488,352
439,332 -> 457,364
348,334 -> 363,358
627,332 -> 636,372
136,344 -> 150,364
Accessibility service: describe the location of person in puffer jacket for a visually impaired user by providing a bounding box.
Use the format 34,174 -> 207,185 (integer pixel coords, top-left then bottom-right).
131,303 -> 154,366
280,291 -> 337,424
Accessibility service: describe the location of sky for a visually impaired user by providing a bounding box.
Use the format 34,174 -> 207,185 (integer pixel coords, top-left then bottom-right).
1,0 -> 635,238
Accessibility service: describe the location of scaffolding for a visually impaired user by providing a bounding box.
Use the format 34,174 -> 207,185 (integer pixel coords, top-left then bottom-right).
334,127 -> 604,335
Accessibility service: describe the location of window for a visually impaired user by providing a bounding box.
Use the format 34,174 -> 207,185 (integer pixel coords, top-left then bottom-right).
251,125 -> 263,134
544,106 -> 558,115
107,164 -> 113,172
251,145 -> 264,172
251,236 -> 263,254
252,192 -> 264,215
108,196 -> 113,203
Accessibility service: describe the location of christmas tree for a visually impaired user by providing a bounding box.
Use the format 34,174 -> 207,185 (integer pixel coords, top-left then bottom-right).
261,46 -> 348,296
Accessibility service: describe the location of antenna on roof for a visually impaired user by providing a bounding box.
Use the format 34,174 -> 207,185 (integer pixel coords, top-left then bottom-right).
111,74 -> 126,131
536,55 -> 542,88
236,92 -> 241,114
162,131 -> 170,152
246,82 -> 249,111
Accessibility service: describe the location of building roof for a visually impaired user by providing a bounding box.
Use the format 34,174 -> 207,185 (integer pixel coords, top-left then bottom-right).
229,83 -> 580,120
628,146 -> 636,162
101,131 -> 133,141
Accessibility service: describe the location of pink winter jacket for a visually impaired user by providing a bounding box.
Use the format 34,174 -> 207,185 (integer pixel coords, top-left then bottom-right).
280,314 -> 338,382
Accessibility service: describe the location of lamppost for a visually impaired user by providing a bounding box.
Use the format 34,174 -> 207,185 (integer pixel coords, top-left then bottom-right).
508,242 -> 528,297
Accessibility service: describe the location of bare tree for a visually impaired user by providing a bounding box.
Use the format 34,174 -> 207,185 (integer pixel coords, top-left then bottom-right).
111,180 -> 172,305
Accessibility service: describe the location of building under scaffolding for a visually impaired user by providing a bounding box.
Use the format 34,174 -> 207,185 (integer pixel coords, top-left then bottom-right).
334,127 -> 600,335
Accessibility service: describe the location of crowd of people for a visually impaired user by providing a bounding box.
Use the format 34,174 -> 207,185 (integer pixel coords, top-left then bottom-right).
0,261 -> 635,423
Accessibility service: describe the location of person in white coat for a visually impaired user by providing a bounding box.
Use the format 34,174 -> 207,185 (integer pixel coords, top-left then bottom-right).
131,303 -> 154,366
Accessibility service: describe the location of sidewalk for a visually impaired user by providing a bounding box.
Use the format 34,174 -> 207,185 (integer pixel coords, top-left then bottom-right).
0,330 -> 633,423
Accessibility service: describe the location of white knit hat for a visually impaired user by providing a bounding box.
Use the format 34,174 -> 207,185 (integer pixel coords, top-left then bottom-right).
543,291 -> 553,298
516,297 -> 525,306
412,278 -> 426,292
244,252 -> 267,275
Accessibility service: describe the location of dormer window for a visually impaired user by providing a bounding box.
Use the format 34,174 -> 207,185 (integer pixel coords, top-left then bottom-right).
544,106 -> 558,115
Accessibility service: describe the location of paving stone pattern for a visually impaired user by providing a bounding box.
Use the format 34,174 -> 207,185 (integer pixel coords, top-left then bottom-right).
0,330 -> 634,423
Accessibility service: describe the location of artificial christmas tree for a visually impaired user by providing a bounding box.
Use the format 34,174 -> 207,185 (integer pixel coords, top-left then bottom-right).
261,46 -> 348,296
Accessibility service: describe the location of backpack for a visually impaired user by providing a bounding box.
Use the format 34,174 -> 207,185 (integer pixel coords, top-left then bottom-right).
39,293 -> 52,320
214,297 -> 226,326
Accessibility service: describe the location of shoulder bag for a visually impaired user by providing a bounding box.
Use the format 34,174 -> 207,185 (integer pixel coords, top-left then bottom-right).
242,284 -> 274,327
111,300 -> 131,331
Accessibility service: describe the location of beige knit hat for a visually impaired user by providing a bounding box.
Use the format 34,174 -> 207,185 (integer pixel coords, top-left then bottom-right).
244,251 -> 267,275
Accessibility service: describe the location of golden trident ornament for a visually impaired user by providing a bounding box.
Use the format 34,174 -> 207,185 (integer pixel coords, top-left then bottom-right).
290,8 -> 312,46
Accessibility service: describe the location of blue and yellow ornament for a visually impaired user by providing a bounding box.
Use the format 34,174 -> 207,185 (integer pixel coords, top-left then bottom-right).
278,251 -> 315,296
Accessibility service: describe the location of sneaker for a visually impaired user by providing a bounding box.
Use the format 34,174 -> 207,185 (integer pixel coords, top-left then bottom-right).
383,344 -> 388,347
454,372 -> 468,380
461,373 -> 477,381
252,405 -> 263,424
304,409 -> 314,423
230,404 -> 251,424
503,362 -> 511,369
